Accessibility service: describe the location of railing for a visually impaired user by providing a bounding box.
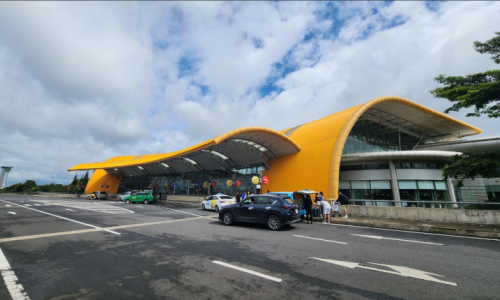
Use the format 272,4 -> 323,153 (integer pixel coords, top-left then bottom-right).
336,199 -> 500,210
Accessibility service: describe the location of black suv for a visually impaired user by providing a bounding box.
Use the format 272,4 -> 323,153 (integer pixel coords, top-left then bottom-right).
218,194 -> 300,231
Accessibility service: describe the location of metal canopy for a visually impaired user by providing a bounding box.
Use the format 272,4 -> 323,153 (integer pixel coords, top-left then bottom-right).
67,127 -> 301,175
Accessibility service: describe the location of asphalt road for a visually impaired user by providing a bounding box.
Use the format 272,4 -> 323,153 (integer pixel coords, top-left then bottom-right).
0,195 -> 498,300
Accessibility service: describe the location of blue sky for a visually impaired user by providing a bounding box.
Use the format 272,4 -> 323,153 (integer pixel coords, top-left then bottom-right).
0,1 -> 498,186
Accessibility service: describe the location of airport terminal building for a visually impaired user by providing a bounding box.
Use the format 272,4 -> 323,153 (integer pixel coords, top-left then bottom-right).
69,96 -> 500,206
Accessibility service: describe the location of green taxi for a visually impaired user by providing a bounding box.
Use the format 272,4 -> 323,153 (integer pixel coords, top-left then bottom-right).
123,190 -> 157,204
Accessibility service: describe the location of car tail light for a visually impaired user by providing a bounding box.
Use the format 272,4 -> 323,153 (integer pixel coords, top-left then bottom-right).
282,205 -> 292,209
220,201 -> 226,203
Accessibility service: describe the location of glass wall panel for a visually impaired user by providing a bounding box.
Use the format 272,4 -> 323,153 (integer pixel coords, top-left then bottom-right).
434,181 -> 447,190
418,181 -> 434,189
399,181 -> 417,189
351,181 -> 370,189
339,181 -> 351,189
371,181 -> 391,189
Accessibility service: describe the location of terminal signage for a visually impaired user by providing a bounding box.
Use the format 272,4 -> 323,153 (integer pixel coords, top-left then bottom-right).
172,183 -> 178,189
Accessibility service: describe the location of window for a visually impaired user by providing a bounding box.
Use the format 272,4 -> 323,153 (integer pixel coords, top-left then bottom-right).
220,196 -> 232,199
398,181 -> 417,189
255,197 -> 271,205
418,181 -> 434,189
340,164 -> 389,171
370,181 -> 391,189
434,181 -> 447,190
339,181 -> 351,189
351,181 -> 370,189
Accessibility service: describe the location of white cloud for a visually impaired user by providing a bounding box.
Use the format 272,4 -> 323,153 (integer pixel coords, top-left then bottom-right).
0,1 -> 498,186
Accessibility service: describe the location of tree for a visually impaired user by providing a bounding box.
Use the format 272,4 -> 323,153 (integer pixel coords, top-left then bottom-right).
442,150 -> 500,180
82,171 -> 89,186
71,174 -> 78,185
430,32 -> 500,118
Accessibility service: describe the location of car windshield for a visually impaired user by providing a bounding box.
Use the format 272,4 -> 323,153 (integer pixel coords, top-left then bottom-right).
220,196 -> 232,199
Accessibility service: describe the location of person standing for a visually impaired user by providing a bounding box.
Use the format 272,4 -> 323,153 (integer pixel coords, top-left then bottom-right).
235,192 -> 241,204
317,192 -> 331,223
241,191 -> 246,201
303,193 -> 313,224
338,191 -> 350,218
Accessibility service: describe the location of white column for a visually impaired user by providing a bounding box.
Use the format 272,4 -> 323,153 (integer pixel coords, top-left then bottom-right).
446,177 -> 458,208
389,160 -> 401,207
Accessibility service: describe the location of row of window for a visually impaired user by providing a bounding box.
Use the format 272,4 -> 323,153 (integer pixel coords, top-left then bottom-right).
339,162 -> 445,172
339,180 -> 448,190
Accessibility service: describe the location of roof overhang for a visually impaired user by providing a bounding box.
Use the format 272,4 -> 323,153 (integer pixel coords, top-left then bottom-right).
68,127 -> 301,175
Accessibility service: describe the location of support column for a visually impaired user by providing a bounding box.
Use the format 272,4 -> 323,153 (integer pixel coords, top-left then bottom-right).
389,160 -> 401,207
447,177 -> 458,208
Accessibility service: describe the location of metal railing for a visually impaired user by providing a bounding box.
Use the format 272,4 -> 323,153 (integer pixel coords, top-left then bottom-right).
332,199 -> 500,210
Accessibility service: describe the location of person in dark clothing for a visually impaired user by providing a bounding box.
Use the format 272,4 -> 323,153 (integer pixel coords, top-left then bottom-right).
235,192 -> 241,203
337,191 -> 350,218
302,194 -> 313,224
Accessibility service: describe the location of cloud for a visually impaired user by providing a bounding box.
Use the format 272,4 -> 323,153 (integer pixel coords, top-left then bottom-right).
0,1 -> 498,186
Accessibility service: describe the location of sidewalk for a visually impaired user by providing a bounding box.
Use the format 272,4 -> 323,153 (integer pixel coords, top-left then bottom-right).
312,215 -> 500,239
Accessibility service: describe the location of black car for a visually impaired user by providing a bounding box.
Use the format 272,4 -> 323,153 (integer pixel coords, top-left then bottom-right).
218,194 -> 301,230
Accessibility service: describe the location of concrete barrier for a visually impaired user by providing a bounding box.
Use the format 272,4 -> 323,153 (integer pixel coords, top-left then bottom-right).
346,205 -> 500,225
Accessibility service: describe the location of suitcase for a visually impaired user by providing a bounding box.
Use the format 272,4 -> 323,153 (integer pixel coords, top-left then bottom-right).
312,208 -> 320,217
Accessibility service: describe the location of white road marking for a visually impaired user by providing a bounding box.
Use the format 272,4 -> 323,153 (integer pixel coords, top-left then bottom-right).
351,234 -> 443,245
213,261 -> 282,283
0,216 -> 206,243
65,209 -> 75,212
34,204 -> 41,206
5,205 -> 11,207
7,212 -> 16,215
24,205 -> 31,207
311,258 -> 457,286
0,200 -> 120,235
326,223 -> 500,241
29,200 -> 134,215
0,247 -> 30,299
293,235 -> 347,245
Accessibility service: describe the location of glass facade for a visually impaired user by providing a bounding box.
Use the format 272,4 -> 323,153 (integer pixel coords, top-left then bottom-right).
340,180 -> 450,207
342,119 -> 422,155
394,162 -> 445,170
120,163 -> 265,196
340,164 -> 389,171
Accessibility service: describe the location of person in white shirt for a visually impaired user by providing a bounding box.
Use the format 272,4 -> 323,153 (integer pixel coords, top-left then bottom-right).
316,192 -> 331,224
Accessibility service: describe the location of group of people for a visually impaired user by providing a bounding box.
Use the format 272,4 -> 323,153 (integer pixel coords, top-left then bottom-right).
302,191 -> 350,224
234,191 -> 253,203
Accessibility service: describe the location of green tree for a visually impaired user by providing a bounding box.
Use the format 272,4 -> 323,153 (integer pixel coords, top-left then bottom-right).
443,150 -> 500,180
430,32 -> 500,118
71,174 -> 78,185
82,171 -> 89,186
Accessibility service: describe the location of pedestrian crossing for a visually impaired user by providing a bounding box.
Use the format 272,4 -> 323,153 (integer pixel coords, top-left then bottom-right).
16,200 -> 135,215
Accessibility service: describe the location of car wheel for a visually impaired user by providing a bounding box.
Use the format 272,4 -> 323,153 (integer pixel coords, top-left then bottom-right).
126,200 -> 130,204
144,200 -> 148,205
267,215 -> 282,231
223,212 -> 234,226
202,204 -> 206,211
215,205 -> 219,213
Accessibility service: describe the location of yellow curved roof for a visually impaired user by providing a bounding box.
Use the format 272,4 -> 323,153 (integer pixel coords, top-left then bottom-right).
68,127 -> 301,171
264,96 -> 482,199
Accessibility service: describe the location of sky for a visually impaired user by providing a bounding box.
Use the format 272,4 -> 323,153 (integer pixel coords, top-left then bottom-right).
0,1 -> 499,186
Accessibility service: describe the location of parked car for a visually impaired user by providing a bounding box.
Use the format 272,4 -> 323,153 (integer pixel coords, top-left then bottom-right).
201,194 -> 236,212
266,190 -> 318,217
218,194 -> 300,231
119,190 -> 138,201
87,191 -> 108,200
123,190 -> 157,204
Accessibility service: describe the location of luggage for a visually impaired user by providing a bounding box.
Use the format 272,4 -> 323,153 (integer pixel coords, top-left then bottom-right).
312,208 -> 320,217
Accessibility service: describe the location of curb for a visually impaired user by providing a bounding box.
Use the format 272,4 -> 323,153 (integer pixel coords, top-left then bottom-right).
324,218 -> 500,239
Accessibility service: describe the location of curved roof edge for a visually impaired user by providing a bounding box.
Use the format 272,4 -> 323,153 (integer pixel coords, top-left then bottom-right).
341,150 -> 462,163
328,96 -> 483,197
68,126 -> 301,171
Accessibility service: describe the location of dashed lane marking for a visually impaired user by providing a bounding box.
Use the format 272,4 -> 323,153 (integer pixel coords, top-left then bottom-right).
351,234 -> 443,245
213,261 -> 282,282
0,200 -> 120,235
0,247 -> 30,299
7,212 -> 16,215
65,209 -> 75,212
5,205 -> 11,207
24,205 -> 31,207
326,223 -> 500,242
293,235 -> 347,245
0,216 -> 206,243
